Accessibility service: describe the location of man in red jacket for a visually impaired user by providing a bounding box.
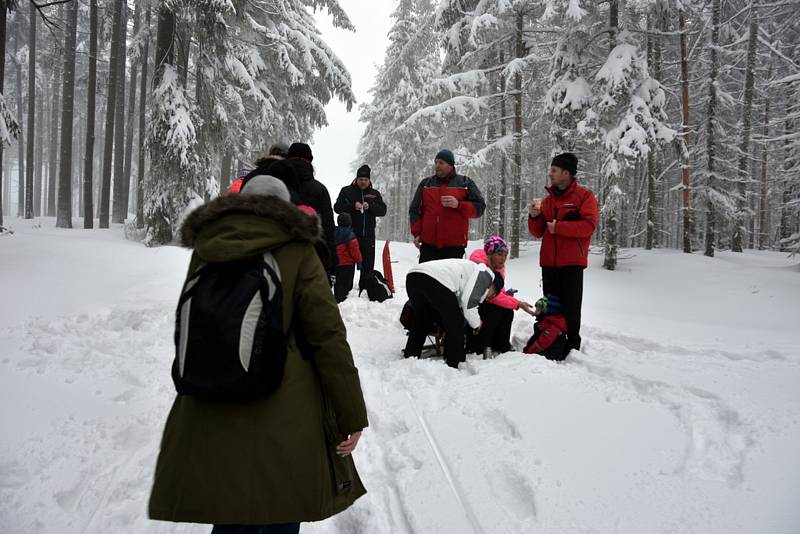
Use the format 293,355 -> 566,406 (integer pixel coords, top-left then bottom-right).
528,153 -> 598,352
409,149 -> 486,263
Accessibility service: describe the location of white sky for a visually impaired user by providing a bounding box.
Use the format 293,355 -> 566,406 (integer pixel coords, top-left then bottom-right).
311,1 -> 395,194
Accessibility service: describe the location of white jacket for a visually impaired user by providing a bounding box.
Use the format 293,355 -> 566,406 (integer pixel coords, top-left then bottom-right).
408,259 -> 495,329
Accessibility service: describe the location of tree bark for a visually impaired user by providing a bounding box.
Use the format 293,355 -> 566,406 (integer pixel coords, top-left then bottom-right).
511,12 -> 523,259
704,0 -> 720,257
15,21 -> 24,217
56,0 -> 78,228
779,84 -> 795,249
732,7 -> 758,252
99,0 -> 123,228
24,1 -> 35,219
46,50 -> 59,218
603,0 -> 621,270
112,1 -> 128,224
135,5 -> 150,229
144,4 -> 176,244
498,49 -> 507,239
678,8 -> 692,253
83,0 -> 98,228
758,61 -> 772,250
0,5 -> 6,226
121,2 -> 140,222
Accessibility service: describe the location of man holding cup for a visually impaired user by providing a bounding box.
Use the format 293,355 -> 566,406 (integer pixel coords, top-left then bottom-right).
409,149 -> 486,263
528,153 -> 598,352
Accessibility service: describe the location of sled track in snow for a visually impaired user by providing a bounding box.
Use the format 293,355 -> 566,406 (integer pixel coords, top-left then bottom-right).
404,390 -> 487,534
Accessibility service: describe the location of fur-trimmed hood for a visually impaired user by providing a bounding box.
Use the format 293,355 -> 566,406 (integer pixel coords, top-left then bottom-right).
179,194 -> 323,262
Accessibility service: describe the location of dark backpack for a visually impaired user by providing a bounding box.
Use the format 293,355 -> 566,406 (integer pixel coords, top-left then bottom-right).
360,269 -> 393,303
172,251 -> 287,400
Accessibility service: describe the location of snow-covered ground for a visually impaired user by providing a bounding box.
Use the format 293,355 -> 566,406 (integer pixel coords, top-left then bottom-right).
1,217 -> 799,534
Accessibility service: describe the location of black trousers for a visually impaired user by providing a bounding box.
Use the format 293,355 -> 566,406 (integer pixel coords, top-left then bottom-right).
404,272 -> 466,368
357,235 -> 376,289
334,265 -> 355,303
467,302 -> 513,354
419,243 -> 465,263
541,266 -> 584,351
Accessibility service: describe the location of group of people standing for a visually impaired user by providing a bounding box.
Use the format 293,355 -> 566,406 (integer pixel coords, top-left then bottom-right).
147,142 -> 598,533
403,149 -> 598,369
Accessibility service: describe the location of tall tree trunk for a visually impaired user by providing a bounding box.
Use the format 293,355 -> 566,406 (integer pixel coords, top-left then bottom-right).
511,12 -> 523,258
112,2 -> 128,224
758,62 -> 771,250
46,60 -> 58,217
779,84 -> 795,249
0,5 -> 6,226
135,6 -> 150,228
603,0 -> 621,270
645,16 -> 660,250
56,0 -> 78,228
732,8 -> 758,252
704,0 -> 720,257
83,0 -> 98,228
499,50 -> 507,238
144,5 -> 176,244
219,151 -> 232,194
99,0 -> 123,228
121,3 -> 140,222
24,1 -> 35,219
15,24 -> 24,217
678,8 -> 692,253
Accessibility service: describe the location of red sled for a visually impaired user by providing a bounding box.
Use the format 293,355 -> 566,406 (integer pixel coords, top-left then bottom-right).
382,240 -> 395,293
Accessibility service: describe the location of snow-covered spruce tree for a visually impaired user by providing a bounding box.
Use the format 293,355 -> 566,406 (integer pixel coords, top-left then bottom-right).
144,0 -> 356,246
542,0 -> 592,153
358,0 -> 440,242
575,1 -> 675,270
731,4 -> 759,253
406,0 -> 542,256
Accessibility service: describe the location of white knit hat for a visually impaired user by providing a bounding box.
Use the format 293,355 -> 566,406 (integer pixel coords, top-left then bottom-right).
240,174 -> 291,202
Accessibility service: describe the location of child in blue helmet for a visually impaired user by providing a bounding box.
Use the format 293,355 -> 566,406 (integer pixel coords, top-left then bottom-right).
523,294 -> 569,361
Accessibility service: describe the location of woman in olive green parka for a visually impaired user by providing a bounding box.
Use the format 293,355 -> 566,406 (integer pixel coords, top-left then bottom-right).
148,182 -> 369,529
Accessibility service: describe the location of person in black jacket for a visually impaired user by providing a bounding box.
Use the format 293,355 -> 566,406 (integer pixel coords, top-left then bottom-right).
334,164 -> 387,290
286,142 -> 337,281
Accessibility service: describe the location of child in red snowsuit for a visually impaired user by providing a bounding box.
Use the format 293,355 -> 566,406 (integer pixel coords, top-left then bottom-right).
524,294 -> 569,361
334,213 -> 362,303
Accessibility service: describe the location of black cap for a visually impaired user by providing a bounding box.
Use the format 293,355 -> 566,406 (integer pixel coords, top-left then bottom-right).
243,159 -> 299,197
551,153 -> 578,176
288,142 -> 313,162
356,164 -> 371,178
435,149 -> 455,166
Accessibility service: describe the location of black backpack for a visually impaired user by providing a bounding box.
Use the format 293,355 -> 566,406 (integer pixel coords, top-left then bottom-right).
172,251 -> 287,400
360,269 -> 393,303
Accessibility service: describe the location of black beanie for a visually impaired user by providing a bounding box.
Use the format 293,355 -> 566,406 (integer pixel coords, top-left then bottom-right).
492,271 -> 504,294
435,149 -> 455,166
288,142 -> 313,162
337,213 -> 352,227
356,164 -> 371,178
242,159 -> 299,194
551,152 -> 578,176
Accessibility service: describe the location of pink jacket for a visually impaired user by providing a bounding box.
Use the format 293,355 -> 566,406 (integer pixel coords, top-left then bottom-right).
468,249 -> 520,310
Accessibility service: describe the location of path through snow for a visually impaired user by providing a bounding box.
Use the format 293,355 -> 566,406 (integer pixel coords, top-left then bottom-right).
1,220 -> 798,533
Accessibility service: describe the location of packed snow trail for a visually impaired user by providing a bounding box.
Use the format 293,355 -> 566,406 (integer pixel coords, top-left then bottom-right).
1,219 -> 799,533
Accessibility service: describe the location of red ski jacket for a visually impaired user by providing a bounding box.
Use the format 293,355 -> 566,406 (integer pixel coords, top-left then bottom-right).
528,180 -> 598,268
336,227 -> 363,267
409,172 -> 485,249
524,314 -> 568,354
